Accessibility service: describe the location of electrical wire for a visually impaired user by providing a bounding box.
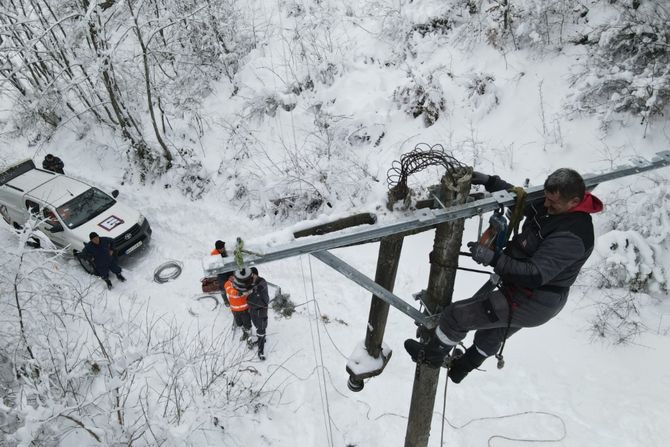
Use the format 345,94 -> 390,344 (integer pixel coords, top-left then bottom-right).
299,256 -> 335,447
437,384 -> 567,447
153,260 -> 183,283
307,256 -> 336,446
387,143 -> 467,200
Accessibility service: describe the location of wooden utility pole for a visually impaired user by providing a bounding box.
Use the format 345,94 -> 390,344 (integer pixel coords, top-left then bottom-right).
405,168 -> 472,447
365,235 -> 404,358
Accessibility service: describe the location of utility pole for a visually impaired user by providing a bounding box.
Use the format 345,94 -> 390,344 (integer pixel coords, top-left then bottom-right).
405,169 -> 472,447
347,185 -> 409,390
365,235 -> 404,359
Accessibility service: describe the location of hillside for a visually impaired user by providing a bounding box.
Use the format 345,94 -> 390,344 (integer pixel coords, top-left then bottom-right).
1,1 -> 669,446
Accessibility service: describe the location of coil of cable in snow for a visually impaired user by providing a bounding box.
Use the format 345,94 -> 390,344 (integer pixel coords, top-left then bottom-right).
153,260 -> 183,283
188,294 -> 220,316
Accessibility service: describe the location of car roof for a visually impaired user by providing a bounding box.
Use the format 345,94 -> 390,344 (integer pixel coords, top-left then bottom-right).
4,165 -> 56,192
27,176 -> 92,207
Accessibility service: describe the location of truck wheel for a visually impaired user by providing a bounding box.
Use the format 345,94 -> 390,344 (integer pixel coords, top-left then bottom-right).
74,251 -> 96,275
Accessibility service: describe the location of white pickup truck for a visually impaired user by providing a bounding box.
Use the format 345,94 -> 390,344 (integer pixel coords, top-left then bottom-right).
0,159 -> 151,270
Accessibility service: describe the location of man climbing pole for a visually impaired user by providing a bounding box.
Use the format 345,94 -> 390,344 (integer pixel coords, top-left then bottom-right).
405,168 -> 603,383
225,269 -> 253,341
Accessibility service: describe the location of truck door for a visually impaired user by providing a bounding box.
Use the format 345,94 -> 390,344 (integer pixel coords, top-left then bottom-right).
41,206 -> 68,248
25,200 -> 67,248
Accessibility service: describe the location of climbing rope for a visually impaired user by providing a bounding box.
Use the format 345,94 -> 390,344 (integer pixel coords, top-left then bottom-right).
440,368 -> 450,446
233,237 -> 245,270
505,186 -> 527,240
495,186 -> 528,367
153,260 -> 183,283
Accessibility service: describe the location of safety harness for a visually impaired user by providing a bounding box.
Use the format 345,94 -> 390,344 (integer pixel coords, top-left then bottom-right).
487,186 -> 527,369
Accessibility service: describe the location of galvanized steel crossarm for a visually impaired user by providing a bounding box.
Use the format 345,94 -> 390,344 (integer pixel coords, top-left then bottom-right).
205,151 -> 670,276
311,250 -> 437,328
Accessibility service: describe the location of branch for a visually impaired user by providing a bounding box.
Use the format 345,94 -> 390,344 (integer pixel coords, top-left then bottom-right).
13,251 -> 37,364
59,414 -> 101,443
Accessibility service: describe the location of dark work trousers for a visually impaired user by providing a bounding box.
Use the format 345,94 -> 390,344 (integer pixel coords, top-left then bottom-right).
96,260 -> 121,280
232,310 -> 252,331
249,306 -> 268,337
438,288 -> 569,356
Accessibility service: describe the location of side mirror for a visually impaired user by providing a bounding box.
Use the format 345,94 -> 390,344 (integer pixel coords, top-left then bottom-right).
111,190 -> 119,198
47,222 -> 64,233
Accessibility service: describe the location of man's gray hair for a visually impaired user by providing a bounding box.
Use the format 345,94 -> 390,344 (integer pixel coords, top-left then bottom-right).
544,168 -> 585,201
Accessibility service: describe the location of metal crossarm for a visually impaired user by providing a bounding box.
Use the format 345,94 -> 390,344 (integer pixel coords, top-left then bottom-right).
311,250 -> 438,328
204,150 -> 670,276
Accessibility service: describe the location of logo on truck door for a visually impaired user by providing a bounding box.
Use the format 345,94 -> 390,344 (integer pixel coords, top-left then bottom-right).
98,215 -> 124,231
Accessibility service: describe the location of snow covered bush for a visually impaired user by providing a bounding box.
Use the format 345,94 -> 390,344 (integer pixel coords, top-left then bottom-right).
271,289 -> 297,318
580,176 -> 669,343
588,289 -> 643,345
465,73 -> 500,115
587,179 -> 670,294
446,0 -> 586,49
572,2 -> 670,123
0,228 -> 265,446
592,230 -> 663,292
393,74 -> 446,127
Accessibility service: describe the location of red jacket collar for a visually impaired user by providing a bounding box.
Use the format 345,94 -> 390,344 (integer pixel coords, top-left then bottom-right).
569,192 -> 603,214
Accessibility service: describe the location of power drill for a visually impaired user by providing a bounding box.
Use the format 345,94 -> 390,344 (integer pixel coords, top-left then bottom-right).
478,209 -> 508,253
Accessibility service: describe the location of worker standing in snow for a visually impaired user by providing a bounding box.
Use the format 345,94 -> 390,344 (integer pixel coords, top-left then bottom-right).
224,269 -> 253,341
211,240 -> 232,307
84,232 -> 126,290
405,168 -> 603,383
247,267 -> 270,360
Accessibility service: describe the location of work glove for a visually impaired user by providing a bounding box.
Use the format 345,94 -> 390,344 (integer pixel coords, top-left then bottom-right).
470,171 -> 490,186
467,242 -> 499,266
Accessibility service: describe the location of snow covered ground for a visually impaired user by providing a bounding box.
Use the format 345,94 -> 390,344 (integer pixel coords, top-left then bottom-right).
2,0 -> 670,446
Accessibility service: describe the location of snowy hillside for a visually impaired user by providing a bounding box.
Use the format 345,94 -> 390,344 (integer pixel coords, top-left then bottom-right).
1,0 -> 669,446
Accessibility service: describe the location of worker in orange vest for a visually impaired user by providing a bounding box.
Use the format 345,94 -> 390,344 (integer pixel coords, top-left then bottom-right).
211,240 -> 232,307
224,269 -> 253,341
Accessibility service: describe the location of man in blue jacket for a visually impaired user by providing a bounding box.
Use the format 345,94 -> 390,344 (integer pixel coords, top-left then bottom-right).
405,168 -> 603,383
84,232 -> 126,289
247,267 -> 270,360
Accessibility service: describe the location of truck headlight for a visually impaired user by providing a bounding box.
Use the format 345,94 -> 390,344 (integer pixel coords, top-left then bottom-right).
138,214 -> 145,225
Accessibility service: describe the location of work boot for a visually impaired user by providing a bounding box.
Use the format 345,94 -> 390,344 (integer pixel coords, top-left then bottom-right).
239,329 -> 250,342
246,335 -> 258,348
257,336 -> 266,361
104,278 -> 113,290
447,346 -> 487,384
116,273 -> 126,282
404,336 -> 455,368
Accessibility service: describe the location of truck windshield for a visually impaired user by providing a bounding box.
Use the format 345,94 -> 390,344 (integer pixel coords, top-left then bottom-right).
56,187 -> 115,229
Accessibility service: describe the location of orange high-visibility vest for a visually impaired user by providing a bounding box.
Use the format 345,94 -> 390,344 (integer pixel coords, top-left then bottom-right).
224,278 -> 249,312
211,248 -> 220,255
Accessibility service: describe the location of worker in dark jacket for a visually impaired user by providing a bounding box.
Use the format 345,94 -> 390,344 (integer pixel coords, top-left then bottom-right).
42,154 -> 64,174
248,267 -> 270,360
405,168 -> 603,383
83,232 -> 126,289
